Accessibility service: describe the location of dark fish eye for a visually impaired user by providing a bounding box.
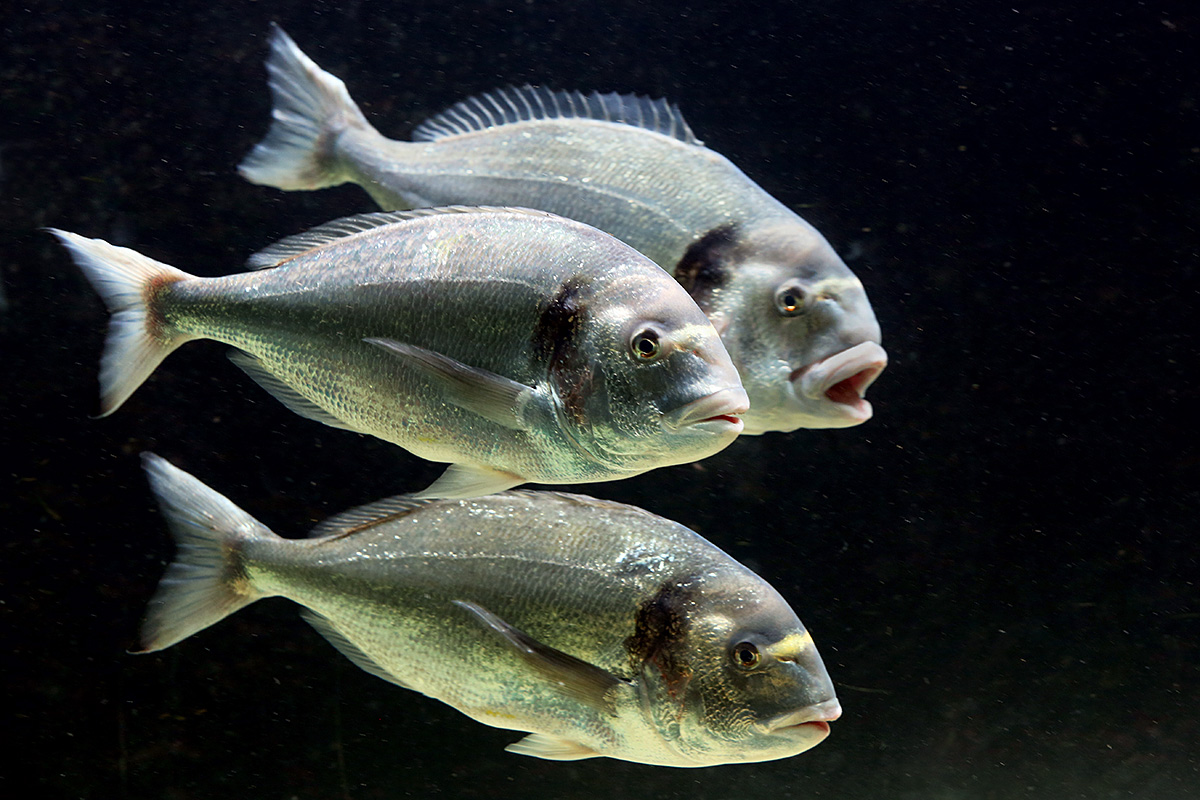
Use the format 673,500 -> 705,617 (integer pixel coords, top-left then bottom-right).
774,283 -> 808,317
732,641 -> 761,669
630,328 -> 662,362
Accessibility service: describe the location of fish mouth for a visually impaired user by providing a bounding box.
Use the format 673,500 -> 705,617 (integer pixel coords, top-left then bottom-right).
789,341 -> 888,425
766,697 -> 843,737
664,387 -> 749,433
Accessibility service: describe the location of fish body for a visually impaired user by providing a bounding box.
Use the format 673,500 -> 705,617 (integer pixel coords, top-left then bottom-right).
139,453 -> 841,767
51,208 -> 747,498
240,25 -> 887,434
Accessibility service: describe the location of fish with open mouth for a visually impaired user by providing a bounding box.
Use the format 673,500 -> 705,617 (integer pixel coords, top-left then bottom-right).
51,207 -> 747,498
239,25 -> 886,434
137,453 -> 841,766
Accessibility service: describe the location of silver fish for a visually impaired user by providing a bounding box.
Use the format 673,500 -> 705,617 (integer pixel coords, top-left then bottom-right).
239,25 -> 887,434
138,453 -> 841,767
51,207 -> 747,498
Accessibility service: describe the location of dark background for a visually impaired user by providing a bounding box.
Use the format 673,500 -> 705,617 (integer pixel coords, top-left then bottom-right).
3,1 -> 1197,797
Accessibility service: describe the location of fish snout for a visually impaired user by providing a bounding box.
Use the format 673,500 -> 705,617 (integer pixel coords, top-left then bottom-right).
764,697 -> 843,742
664,386 -> 749,433
789,341 -> 888,425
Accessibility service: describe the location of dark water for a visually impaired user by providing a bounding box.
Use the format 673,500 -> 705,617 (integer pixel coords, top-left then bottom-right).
3,1 -> 1197,797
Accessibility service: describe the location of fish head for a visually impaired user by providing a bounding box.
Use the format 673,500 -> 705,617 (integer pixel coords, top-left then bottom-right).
628,574 -> 839,766
676,220 -> 887,434
548,267 -> 748,469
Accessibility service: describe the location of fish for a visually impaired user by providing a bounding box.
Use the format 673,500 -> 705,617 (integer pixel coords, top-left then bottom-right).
238,24 -> 887,434
50,207 -> 747,499
137,452 -> 842,767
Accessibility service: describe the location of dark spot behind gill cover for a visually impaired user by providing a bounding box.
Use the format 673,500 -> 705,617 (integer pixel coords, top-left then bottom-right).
673,223 -> 738,310
533,278 -> 584,365
626,581 -> 693,696
534,278 -> 591,423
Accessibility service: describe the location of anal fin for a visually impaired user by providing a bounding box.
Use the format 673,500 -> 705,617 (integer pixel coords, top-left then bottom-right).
300,609 -> 414,690
228,350 -> 353,431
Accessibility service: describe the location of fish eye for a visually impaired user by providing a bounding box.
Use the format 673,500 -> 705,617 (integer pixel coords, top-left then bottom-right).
774,283 -> 808,317
732,641 -> 762,670
629,327 -> 662,362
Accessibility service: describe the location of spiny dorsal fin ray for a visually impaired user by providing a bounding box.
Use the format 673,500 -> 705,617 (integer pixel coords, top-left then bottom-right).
413,86 -> 703,146
246,206 -> 559,270
308,494 -> 442,539
308,489 -> 648,540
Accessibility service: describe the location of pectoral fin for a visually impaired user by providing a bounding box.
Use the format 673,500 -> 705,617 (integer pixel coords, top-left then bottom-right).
453,600 -> 627,715
364,338 -> 534,430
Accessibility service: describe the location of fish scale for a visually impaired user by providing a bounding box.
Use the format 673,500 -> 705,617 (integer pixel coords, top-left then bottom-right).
239,25 -> 888,433
52,207 -> 748,498
138,455 -> 841,767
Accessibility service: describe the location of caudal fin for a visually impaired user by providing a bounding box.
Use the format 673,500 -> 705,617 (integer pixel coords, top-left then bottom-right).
137,453 -> 275,653
48,229 -> 195,416
238,23 -> 372,191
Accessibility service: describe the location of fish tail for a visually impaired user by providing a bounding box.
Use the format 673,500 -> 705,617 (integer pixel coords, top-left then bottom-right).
238,23 -> 371,191
136,453 -> 274,653
48,229 -> 195,417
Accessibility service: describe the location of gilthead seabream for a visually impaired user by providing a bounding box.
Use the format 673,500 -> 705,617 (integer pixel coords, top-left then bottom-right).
239,25 -> 887,434
137,453 -> 841,767
51,207 -> 746,498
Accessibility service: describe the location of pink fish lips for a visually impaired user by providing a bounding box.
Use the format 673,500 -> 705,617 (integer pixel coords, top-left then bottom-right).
791,341 -> 888,424
667,387 -> 751,432
765,697 -> 843,747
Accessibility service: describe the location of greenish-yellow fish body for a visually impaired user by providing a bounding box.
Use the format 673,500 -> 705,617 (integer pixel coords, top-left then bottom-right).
140,454 -> 841,767
239,25 -> 887,434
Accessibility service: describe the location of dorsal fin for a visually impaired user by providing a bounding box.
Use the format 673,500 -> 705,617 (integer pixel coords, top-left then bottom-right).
413,86 -> 703,146
308,494 -> 443,539
246,206 -> 558,269
308,489 -> 648,539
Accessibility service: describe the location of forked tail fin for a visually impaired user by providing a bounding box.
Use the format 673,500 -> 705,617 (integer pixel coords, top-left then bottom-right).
136,453 -> 276,653
48,229 -> 195,416
238,23 -> 372,191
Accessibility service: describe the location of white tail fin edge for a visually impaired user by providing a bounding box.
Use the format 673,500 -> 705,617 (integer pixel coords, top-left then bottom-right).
48,229 -> 195,416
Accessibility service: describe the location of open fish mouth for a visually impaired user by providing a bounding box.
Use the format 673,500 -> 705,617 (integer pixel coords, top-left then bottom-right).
789,341 -> 887,423
765,697 -> 843,738
664,387 -> 749,432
